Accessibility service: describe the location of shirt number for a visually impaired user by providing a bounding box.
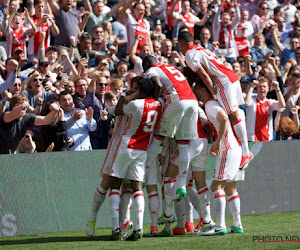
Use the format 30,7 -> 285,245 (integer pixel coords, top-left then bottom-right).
165,65 -> 186,81
143,110 -> 158,132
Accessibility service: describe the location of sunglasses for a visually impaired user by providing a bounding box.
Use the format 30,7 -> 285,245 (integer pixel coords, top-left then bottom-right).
33,78 -> 43,82
241,82 -> 250,86
13,83 -> 21,87
98,83 -> 109,87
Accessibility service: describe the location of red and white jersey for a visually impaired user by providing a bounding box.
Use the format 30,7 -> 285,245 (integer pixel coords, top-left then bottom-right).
144,64 -> 197,103
175,12 -> 200,37
246,96 -> 280,142
121,97 -> 163,151
234,36 -> 250,56
6,27 -> 30,57
205,100 -> 240,151
125,14 -> 150,54
185,45 -> 239,88
28,15 -> 52,55
197,107 -> 208,139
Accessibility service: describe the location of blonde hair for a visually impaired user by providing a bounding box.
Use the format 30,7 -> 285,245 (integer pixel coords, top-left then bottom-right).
110,78 -> 124,88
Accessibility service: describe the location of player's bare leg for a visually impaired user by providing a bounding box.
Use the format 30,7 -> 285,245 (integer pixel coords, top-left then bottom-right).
225,182 -> 243,233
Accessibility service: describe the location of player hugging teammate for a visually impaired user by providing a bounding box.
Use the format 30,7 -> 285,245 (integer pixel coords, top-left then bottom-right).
86,31 -> 253,240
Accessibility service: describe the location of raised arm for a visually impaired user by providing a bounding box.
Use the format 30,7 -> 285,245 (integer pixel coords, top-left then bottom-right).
120,0 -> 136,20
48,0 -> 59,16
244,80 -> 257,107
129,35 -> 143,64
108,0 -> 127,18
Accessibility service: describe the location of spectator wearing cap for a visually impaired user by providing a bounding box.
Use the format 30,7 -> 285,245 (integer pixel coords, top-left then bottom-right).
36,57 -> 57,83
234,23 -> 250,57
84,0 -> 127,35
45,46 -> 58,67
12,47 -> 38,75
27,0 -> 60,62
240,75 -> 252,96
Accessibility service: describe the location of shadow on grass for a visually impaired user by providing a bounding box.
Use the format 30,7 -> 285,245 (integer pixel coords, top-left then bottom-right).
0,233 -> 158,246
0,235 -> 110,245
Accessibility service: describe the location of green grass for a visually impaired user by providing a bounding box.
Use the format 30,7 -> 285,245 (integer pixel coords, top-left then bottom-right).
1,211 -> 300,250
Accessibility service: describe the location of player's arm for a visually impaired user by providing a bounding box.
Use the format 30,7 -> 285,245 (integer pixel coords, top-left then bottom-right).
196,65 -> 216,95
115,94 -> 125,116
150,76 -> 162,100
210,110 -> 228,157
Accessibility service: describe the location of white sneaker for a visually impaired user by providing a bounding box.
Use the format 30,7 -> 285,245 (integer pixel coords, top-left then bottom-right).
120,220 -> 133,239
163,213 -> 175,223
86,220 -> 96,236
201,226 -> 227,236
200,220 -> 215,233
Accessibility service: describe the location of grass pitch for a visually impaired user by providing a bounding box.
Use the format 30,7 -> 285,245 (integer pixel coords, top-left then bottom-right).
1,211 -> 300,250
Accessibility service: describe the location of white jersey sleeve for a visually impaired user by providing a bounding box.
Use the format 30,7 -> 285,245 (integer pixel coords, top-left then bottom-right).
123,100 -> 139,116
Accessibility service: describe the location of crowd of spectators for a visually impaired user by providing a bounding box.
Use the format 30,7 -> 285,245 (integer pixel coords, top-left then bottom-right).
0,0 -> 300,154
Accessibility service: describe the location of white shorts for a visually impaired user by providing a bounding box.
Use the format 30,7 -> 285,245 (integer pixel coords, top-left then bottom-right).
231,170 -> 245,182
213,146 -> 242,181
216,80 -> 244,115
101,117 -> 126,175
110,147 -> 147,182
158,99 -> 198,140
144,158 -> 161,185
169,137 -> 208,172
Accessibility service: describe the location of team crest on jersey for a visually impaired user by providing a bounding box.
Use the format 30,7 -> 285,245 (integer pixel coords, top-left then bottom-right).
261,105 -> 270,114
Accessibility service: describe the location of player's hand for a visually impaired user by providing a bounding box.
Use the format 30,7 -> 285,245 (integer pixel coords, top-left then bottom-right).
73,110 -> 83,121
158,154 -> 165,166
85,107 -> 94,120
210,141 -> 220,157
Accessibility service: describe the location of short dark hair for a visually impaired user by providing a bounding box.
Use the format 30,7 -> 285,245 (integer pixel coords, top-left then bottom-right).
138,78 -> 154,98
58,90 -> 72,100
178,31 -> 193,43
